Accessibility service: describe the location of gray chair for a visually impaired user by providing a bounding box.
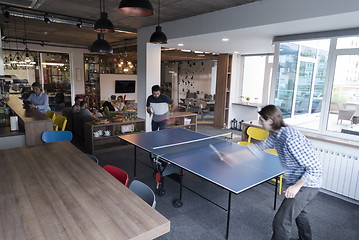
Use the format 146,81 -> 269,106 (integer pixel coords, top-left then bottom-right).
129,180 -> 156,208
86,154 -> 99,164
337,103 -> 355,124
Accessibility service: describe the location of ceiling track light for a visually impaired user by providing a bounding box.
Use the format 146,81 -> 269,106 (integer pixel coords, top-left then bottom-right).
2,7 -> 9,18
94,0 -> 114,33
118,0 -> 154,17
44,13 -> 51,24
150,0 -> 167,44
76,19 -> 83,28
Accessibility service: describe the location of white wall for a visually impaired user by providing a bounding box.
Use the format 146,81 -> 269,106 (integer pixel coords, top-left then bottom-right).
178,60 -> 213,99
99,74 -> 137,101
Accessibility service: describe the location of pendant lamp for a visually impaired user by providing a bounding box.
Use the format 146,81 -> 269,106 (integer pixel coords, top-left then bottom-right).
94,0 -> 114,33
150,0 -> 167,44
118,0 -> 154,17
90,33 -> 113,54
22,10 -> 35,64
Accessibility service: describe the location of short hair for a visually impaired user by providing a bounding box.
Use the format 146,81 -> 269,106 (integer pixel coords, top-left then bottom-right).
31,82 -> 41,88
152,85 -> 161,92
80,101 -> 87,107
258,105 -> 286,131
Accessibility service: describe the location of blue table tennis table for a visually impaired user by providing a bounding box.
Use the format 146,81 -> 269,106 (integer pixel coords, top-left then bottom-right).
120,128 -> 285,239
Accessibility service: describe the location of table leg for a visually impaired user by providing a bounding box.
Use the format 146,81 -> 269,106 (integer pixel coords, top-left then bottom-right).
174,168 -> 183,208
134,146 -> 137,177
274,175 -> 279,210
225,191 -> 232,239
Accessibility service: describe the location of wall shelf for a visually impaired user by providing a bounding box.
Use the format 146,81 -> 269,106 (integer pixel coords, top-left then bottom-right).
84,118 -> 145,154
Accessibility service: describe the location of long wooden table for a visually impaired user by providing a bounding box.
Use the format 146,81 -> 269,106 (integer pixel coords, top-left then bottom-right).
7,95 -> 53,146
0,141 -> 170,239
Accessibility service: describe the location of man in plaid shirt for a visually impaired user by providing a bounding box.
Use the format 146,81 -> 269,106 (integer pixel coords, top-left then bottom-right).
257,105 -> 322,240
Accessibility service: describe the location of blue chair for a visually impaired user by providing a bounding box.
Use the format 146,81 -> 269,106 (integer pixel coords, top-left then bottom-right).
41,131 -> 73,143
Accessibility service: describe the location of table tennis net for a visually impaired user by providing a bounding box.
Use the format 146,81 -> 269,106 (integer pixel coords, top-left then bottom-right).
151,132 -> 232,159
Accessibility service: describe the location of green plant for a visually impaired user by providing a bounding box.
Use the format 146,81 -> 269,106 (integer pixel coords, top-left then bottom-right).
331,87 -> 346,103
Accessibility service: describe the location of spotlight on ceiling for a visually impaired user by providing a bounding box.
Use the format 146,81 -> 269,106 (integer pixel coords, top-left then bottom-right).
118,0 -> 154,17
2,7 -> 9,18
76,19 -> 83,29
44,13 -> 51,24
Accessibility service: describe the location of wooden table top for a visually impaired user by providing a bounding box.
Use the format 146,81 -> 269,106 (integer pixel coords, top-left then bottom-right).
0,141 -> 170,240
7,95 -> 51,123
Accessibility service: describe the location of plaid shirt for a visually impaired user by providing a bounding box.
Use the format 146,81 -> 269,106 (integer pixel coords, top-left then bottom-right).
257,125 -> 322,188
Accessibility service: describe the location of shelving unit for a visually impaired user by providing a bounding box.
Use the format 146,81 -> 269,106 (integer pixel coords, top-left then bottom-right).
84,55 -> 115,108
214,54 -> 232,128
84,118 -> 145,154
167,112 -> 197,131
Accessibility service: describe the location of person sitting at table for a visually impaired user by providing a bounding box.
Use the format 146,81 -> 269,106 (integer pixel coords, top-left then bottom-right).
26,82 -> 51,114
72,96 -> 82,112
79,101 -> 95,119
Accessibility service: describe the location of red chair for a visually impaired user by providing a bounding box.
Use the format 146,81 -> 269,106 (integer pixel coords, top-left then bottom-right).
103,165 -> 129,187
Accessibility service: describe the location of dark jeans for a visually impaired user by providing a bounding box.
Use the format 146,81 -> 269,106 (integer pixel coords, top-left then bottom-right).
272,187 -> 319,240
152,120 -> 166,131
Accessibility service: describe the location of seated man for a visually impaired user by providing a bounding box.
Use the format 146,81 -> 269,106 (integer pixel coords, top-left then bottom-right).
79,101 -> 96,119
26,82 -> 51,114
72,96 -> 82,112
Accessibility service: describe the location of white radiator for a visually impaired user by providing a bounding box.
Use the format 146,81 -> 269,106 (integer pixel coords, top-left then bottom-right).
314,147 -> 359,201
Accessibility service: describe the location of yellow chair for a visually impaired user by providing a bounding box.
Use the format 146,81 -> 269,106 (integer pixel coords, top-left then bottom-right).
45,110 -> 56,123
239,127 -> 269,146
54,115 -> 67,131
264,148 -> 283,195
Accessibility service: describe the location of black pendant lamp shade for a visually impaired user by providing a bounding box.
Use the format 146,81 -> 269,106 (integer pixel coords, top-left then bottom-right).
90,33 -> 113,54
150,0 -> 167,44
118,0 -> 154,17
94,12 -> 114,33
150,26 -> 167,44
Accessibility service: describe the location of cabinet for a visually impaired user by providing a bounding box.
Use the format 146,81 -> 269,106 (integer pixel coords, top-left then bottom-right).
85,118 -> 145,154
214,54 -> 232,128
167,112 -> 197,131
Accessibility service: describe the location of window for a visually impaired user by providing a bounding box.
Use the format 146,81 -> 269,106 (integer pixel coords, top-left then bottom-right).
240,55 -> 273,105
273,36 -> 359,140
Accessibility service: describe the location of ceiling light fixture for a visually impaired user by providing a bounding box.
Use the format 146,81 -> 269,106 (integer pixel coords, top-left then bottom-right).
76,19 -> 83,29
2,7 -> 9,18
222,38 -> 229,42
94,0 -> 114,33
22,10 -> 35,65
118,0 -> 154,17
149,0 -> 167,44
90,33 -> 113,54
11,15 -> 23,65
178,43 -> 184,46
44,13 -> 51,24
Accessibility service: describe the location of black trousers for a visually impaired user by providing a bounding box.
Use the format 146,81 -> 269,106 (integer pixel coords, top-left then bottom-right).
272,187 -> 319,240
151,120 -> 166,131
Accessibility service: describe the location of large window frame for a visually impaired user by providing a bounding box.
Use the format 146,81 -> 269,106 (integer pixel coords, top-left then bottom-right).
271,37 -> 359,143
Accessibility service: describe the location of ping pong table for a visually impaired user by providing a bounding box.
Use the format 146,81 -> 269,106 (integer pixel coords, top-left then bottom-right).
120,128 -> 285,239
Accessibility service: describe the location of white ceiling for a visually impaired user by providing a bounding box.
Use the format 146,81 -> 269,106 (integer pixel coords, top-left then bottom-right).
163,11 -> 359,55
